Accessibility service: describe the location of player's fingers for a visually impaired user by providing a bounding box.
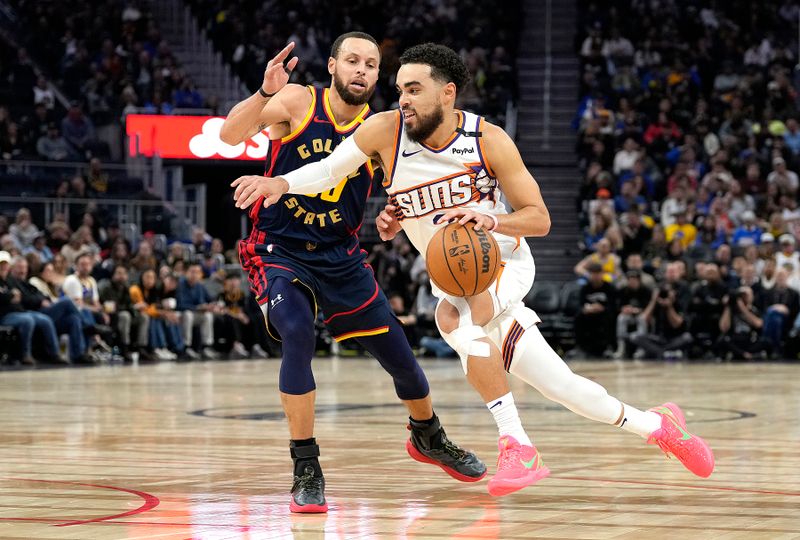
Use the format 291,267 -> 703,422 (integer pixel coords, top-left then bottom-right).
458,214 -> 472,225
273,42 -> 295,64
263,193 -> 281,208
231,176 -> 246,188
236,185 -> 257,208
285,56 -> 299,73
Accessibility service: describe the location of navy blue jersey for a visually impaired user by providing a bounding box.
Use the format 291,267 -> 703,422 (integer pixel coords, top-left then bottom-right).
247,85 -> 374,246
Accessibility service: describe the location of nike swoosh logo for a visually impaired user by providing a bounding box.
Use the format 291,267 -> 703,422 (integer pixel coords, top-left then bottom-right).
657,407 -> 692,440
346,244 -> 358,256
402,149 -> 422,157
312,116 -> 330,124
489,401 -> 502,409
521,456 -> 538,469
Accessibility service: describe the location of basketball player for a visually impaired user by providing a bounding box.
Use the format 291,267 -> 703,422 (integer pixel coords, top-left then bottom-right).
232,43 -> 715,496
222,35 -> 485,513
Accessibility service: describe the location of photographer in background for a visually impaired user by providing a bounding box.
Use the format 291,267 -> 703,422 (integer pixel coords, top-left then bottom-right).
631,275 -> 693,360
718,286 -> 766,360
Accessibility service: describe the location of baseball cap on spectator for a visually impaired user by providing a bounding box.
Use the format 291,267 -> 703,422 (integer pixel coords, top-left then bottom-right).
779,234 -> 795,245
587,262 -> 603,273
773,156 -> 786,166
0,251 -> 11,264
596,188 -> 612,199
742,210 -> 756,222
761,232 -> 775,243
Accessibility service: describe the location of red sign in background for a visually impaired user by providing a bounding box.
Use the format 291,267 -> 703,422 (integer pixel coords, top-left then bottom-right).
126,115 -> 270,160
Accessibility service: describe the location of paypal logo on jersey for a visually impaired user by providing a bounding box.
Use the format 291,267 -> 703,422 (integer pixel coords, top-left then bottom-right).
452,147 -> 474,155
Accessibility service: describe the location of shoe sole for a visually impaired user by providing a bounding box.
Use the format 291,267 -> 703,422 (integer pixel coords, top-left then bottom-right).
406,439 -> 487,482
487,466 -> 551,497
289,499 -> 328,513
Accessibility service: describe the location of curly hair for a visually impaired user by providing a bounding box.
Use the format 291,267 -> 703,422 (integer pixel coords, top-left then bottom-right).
399,43 -> 470,92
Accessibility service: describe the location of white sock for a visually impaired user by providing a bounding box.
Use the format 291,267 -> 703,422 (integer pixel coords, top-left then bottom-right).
616,403 -> 662,438
486,392 -> 532,446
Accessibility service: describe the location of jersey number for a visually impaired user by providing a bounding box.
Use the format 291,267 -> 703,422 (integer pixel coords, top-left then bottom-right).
305,177 -> 348,202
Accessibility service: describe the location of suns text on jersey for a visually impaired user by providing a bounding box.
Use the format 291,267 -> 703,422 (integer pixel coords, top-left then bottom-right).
392,174 -> 478,219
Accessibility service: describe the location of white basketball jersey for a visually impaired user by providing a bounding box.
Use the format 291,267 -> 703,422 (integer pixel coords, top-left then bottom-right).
386,109 -> 531,263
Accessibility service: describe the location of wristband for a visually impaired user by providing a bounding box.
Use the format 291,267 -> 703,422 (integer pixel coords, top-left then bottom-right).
258,87 -> 276,98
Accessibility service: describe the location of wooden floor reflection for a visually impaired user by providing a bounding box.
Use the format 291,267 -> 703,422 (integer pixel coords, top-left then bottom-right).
0,357 -> 797,539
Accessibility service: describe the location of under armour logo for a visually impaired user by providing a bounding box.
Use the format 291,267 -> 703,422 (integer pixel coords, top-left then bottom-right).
270,293 -> 284,308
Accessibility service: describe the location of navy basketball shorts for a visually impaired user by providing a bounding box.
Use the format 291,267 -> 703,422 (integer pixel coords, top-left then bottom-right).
239,236 -> 392,342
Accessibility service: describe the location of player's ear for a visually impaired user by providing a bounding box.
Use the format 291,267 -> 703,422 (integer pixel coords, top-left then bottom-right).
327,56 -> 336,75
442,81 -> 457,103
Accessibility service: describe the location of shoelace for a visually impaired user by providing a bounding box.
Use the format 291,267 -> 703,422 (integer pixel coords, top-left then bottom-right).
441,438 -> 467,461
496,442 -> 524,471
295,471 -> 323,492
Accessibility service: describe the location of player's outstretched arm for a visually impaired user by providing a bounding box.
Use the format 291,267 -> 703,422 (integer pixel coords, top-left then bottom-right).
231,112 -> 396,209
220,42 -> 301,145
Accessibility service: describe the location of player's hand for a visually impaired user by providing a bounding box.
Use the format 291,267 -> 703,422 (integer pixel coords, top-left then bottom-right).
376,203 -> 402,241
262,42 -> 299,96
437,208 -> 496,231
231,175 -> 289,209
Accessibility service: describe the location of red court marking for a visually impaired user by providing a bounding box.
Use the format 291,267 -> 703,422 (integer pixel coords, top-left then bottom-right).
556,475 -> 800,497
5,478 -> 160,526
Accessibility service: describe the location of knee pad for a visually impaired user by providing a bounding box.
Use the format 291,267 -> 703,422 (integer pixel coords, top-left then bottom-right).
267,278 -> 317,395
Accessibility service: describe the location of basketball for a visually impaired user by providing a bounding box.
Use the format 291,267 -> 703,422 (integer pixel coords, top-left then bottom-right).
425,222 -> 501,297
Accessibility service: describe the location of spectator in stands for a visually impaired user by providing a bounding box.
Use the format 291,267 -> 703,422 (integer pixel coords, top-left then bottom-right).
689,263 -> 728,356
217,273 -> 250,359
760,267 -> 800,357
0,251 -> 60,365
767,156 -> 799,196
574,237 -> 621,283
619,207 -> 652,258
100,265 -> 147,361
86,158 -> 109,194
29,262 -> 61,301
32,75 -> 55,110
776,234 -> 800,275
574,262 -> 617,357
60,232 -> 90,268
62,252 -> 109,330
731,211 -> 763,247
24,233 -> 53,263
631,281 -> 693,360
130,241 -> 159,274
129,269 -> 178,361
719,286 -> 766,360
614,269 -> 651,359
61,102 -> 99,159
613,137 -> 642,176
665,209 -> 697,249
176,263 -> 219,360
8,255 -> 86,364
36,123 -> 78,161
784,117 -> 800,156
9,208 -> 40,249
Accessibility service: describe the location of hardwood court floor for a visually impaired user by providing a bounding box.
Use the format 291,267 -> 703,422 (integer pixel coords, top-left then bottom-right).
0,357 -> 798,539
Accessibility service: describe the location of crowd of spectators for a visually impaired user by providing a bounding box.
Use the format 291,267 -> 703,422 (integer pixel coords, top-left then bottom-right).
572,0 -> 800,360
0,204 -> 277,366
187,0 -> 521,125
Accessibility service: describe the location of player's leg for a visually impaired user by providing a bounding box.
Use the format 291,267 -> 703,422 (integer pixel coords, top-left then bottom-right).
436,293 -> 548,496
354,316 -> 486,482
262,276 -> 326,513
505,315 -> 714,477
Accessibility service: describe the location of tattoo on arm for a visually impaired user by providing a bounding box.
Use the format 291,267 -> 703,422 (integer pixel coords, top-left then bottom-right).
257,123 -> 268,132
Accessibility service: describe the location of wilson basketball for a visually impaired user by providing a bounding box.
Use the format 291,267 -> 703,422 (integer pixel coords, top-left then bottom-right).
425,222 -> 501,297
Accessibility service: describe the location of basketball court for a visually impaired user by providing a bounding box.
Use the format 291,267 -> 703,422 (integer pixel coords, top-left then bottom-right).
0,357 -> 797,539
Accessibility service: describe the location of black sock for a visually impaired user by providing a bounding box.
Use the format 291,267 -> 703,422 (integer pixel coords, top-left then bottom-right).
410,413 -> 437,426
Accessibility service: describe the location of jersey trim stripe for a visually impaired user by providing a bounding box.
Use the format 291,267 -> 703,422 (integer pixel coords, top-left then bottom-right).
475,117 -> 496,177
384,110 -> 403,188
280,86 -> 316,144
420,110 -> 464,153
333,325 -> 390,342
502,321 -> 525,372
323,88 -> 370,132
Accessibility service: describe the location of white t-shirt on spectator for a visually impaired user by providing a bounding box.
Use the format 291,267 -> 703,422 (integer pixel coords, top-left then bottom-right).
767,170 -> 799,193
613,149 -> 640,175
776,251 -> 800,275
62,274 -> 99,306
660,197 -> 687,227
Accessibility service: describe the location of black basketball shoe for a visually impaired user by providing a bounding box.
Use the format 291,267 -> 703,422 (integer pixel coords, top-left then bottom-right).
289,441 -> 328,513
406,415 -> 487,482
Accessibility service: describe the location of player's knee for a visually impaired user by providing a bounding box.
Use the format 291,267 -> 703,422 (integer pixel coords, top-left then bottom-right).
435,300 -> 459,334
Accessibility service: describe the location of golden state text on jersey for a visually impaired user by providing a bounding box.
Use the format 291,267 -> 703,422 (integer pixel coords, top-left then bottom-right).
249,86 -> 375,244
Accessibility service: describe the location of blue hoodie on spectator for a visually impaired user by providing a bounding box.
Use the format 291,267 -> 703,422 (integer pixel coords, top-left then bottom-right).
176,278 -> 211,310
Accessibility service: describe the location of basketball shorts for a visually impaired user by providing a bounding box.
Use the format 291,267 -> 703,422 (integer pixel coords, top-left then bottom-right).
240,235 -> 392,342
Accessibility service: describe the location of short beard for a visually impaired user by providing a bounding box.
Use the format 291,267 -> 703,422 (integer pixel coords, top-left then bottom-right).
333,72 -> 374,106
406,104 -> 444,143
